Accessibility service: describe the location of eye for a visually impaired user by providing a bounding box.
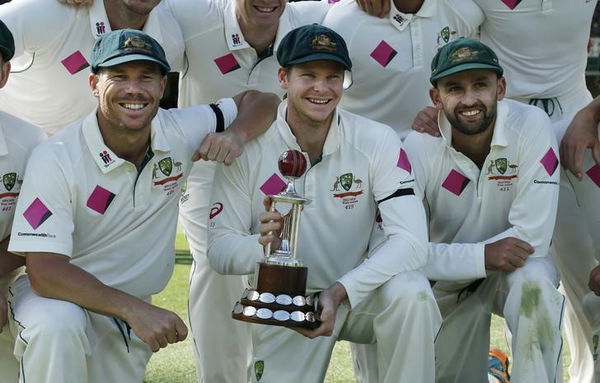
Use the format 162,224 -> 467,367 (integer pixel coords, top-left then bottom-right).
474,82 -> 487,89
447,86 -> 461,93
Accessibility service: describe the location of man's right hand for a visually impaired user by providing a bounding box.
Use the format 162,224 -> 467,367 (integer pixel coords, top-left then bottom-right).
258,196 -> 284,251
57,0 -> 92,6
124,301 -> 188,352
411,106 -> 441,137
589,265 -> 600,296
484,237 -> 534,273
356,0 -> 390,18
0,295 -> 7,333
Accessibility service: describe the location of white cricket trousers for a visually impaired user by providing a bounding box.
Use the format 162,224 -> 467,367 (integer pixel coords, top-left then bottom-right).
180,160 -> 252,383
249,271 -> 441,383
8,276 -> 152,383
0,273 -> 19,382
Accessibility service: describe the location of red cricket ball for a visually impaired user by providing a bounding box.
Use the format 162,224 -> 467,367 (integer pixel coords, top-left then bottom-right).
278,150 -> 307,178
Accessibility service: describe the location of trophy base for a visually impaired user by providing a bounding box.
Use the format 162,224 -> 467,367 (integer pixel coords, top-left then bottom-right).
232,289 -> 319,329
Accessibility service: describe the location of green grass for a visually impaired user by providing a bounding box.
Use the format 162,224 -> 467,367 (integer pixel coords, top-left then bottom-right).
145,228 -> 571,382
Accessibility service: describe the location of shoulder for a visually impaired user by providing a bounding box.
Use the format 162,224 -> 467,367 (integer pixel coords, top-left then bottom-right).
338,108 -> 400,151
287,0 -> 331,24
403,130 -> 443,164
166,0 -> 224,37
502,99 -> 552,138
323,0 -> 371,32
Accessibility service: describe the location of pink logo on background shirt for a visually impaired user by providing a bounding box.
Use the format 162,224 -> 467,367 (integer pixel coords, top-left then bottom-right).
501,0 -> 522,9
586,164 -> 600,188
328,0 -> 340,3
370,41 -> 397,68
23,198 -> 52,230
540,148 -> 559,176
61,51 -> 90,75
397,149 -> 412,173
214,53 -> 241,75
86,185 -> 115,215
260,174 -> 286,196
441,169 -> 470,196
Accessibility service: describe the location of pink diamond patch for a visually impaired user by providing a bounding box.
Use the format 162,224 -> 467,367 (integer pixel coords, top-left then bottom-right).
540,148 -> 559,176
260,174 -> 286,196
397,149 -> 412,173
328,0 -> 340,3
214,53 -> 240,75
61,51 -> 90,75
501,0 -> 522,9
442,169 -> 470,196
370,41 -> 397,68
86,185 -> 115,215
23,198 -> 52,230
586,163 -> 600,188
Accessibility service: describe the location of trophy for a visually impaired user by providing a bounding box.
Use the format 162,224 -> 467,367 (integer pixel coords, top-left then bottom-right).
232,150 -> 318,329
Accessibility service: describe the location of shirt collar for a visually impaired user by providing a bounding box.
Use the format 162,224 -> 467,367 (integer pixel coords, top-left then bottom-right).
438,100 -> 510,149
89,1 -> 164,44
388,0 -> 436,32
83,109 -> 172,174
275,101 -> 341,159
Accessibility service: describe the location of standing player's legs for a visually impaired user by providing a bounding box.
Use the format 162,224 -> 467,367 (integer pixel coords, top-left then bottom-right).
0,278 -> 18,383
583,292 -> 600,383
181,162 -> 251,383
502,257 -> 563,383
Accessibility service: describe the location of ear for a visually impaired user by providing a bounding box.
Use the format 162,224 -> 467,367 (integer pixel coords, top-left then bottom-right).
159,74 -> 168,99
277,67 -> 289,91
0,61 -> 10,88
429,87 -> 443,110
89,73 -> 100,97
496,76 -> 506,101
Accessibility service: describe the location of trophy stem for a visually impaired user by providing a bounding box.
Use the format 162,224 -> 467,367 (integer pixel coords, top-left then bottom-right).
290,203 -> 302,261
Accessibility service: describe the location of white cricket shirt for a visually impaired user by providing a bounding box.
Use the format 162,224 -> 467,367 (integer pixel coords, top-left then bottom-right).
323,0 -> 483,138
0,0 -> 185,135
8,100 -> 237,298
404,99 -> 559,286
208,101 -> 428,307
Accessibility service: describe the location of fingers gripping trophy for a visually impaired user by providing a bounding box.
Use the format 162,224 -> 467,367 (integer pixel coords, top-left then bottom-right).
232,150 -> 319,329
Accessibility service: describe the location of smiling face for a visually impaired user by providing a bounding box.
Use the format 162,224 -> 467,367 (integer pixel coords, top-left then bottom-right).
430,69 -> 505,136
89,60 -> 166,135
278,60 -> 344,129
236,0 -> 286,30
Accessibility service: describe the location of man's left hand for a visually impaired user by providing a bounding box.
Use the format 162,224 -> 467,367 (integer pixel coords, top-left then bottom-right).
192,130 -> 244,165
294,282 -> 347,339
589,265 -> 600,296
0,295 -> 7,333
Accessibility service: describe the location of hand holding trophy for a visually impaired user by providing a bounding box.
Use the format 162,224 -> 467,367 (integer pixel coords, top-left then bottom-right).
232,150 -> 319,329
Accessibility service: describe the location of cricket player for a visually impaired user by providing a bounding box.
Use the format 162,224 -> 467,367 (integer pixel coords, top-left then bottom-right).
207,24 -> 441,383
402,38 -> 564,382
0,20 -> 46,383
6,29 -> 278,383
0,0 -> 184,135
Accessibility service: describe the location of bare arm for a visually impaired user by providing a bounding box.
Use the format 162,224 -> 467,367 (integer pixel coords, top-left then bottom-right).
412,106 -> 441,137
57,0 -> 92,6
356,0 -> 390,18
193,91 -> 280,165
26,252 -> 188,352
560,96 -> 600,179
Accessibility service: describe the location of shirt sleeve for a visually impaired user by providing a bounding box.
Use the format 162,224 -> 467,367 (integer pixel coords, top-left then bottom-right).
337,127 -> 429,308
207,152 -> 263,275
8,143 -> 74,257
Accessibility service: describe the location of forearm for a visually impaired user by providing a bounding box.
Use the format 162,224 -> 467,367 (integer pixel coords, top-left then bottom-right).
26,252 -> 148,321
0,237 -> 24,276
423,242 -> 486,281
207,233 -> 263,275
230,91 -> 280,142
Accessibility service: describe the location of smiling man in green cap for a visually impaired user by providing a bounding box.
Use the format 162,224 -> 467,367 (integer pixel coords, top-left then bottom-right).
402,38 -> 564,383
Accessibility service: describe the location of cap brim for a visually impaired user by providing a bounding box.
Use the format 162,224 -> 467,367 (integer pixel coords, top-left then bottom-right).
286,53 -> 351,71
97,54 -> 170,73
431,63 -> 502,85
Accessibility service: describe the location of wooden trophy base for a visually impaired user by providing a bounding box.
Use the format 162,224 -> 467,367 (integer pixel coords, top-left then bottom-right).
232,262 -> 319,329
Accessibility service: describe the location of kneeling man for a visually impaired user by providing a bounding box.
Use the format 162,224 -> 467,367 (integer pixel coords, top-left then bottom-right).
207,24 -> 441,383
403,39 -> 564,383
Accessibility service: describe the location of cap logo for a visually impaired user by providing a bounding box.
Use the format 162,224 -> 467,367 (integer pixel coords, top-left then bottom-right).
450,47 -> 478,63
311,35 -> 337,52
122,37 -> 151,53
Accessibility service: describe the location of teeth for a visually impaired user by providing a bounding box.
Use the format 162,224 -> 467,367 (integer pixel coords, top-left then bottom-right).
257,6 -> 275,12
122,103 -> 145,110
461,110 -> 480,116
308,98 -> 328,104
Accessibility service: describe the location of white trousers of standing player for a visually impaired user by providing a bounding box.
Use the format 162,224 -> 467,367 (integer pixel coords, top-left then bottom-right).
249,271 -> 441,383
181,161 -> 252,383
0,273 -> 19,383
8,276 -> 152,383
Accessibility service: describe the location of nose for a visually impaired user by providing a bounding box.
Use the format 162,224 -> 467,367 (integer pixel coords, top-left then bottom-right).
462,89 -> 478,106
124,79 -> 144,94
312,78 -> 326,92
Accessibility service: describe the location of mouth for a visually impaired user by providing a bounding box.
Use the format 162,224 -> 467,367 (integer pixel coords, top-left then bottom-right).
119,102 -> 149,112
307,97 -> 330,105
254,5 -> 276,13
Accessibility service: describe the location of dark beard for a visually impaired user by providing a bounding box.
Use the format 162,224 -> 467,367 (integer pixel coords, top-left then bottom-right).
446,102 -> 497,136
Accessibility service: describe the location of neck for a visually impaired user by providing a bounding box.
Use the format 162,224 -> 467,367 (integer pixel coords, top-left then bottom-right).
451,123 -> 495,169
97,115 -> 151,169
286,111 -> 333,165
236,12 -> 278,54
104,0 -> 149,30
392,0 -> 424,14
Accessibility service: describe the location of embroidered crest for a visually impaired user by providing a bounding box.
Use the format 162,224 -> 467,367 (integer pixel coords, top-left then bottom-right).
2,172 -> 16,191
123,37 -> 151,53
312,35 -> 337,51
158,157 -> 173,177
339,173 -> 354,191
255,360 -> 264,381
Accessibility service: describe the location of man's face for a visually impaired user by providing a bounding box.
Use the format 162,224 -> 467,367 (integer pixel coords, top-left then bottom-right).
430,69 -> 505,136
278,60 -> 344,127
237,0 -> 286,29
119,0 -> 162,16
90,60 -> 166,134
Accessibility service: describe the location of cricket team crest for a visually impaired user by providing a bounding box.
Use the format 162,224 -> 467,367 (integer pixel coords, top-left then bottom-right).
331,172 -> 364,210
153,157 -> 184,196
255,360 -> 264,381
437,26 -> 458,46
0,172 -> 20,212
486,157 -> 519,191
